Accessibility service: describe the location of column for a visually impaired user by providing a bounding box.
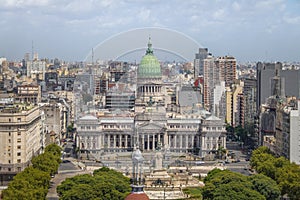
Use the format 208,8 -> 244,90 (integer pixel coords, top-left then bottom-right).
180,135 -> 183,150
142,134 -> 145,150
113,135 -> 116,149
174,135 -> 177,149
158,133 -> 161,143
107,134 -> 110,148
152,134 -> 155,150
191,135 -> 195,148
202,136 -> 205,149
168,135 -> 171,148
147,134 -> 150,150
125,135 -> 128,148
119,134 -> 122,148
186,135 -> 188,149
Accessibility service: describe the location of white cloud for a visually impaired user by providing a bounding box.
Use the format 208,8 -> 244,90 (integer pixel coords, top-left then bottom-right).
1,0 -> 50,8
213,9 -> 225,20
232,1 -> 241,11
283,15 -> 300,25
137,7 -> 151,22
255,0 -> 285,10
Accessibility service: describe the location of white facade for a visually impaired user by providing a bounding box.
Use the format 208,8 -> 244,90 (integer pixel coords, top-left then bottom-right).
0,106 -> 43,174
290,102 -> 300,164
199,115 -> 227,158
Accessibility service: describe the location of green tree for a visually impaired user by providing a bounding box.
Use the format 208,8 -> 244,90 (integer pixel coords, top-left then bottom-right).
60,184 -> 98,200
45,143 -> 62,158
57,167 -> 131,200
250,146 -> 300,200
249,174 -> 281,200
202,169 -> 266,200
213,182 -> 265,200
32,152 -> 60,175
275,163 -> 300,200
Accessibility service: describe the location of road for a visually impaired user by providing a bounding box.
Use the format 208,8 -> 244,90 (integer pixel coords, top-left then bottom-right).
46,142 -> 93,200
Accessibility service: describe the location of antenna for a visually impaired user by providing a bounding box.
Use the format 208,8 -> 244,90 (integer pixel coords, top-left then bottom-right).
92,48 -> 94,67
31,40 -> 34,61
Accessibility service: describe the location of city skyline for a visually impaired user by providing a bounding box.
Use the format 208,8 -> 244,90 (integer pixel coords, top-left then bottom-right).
0,0 -> 300,62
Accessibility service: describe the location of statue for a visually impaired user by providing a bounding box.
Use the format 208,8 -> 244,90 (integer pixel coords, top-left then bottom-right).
154,142 -> 163,170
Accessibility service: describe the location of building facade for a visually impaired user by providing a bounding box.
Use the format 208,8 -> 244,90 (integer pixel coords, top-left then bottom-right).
75,39 -> 227,160
0,105 -> 43,185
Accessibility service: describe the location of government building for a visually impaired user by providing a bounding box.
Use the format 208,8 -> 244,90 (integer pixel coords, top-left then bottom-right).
75,38 -> 227,160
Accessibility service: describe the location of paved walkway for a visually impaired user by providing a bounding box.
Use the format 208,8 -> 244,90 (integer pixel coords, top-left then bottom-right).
46,158 -> 92,200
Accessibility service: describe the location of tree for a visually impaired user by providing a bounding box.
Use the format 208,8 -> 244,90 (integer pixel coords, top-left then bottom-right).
31,152 -> 60,175
250,146 -> 300,200
57,167 -> 131,200
213,182 -> 265,200
202,169 -> 266,200
249,174 -> 281,200
275,163 -> 300,200
45,143 -> 62,158
2,144 -> 62,200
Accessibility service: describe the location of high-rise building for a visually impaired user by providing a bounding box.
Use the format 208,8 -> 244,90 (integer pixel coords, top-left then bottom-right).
203,55 -> 236,114
203,55 -> 216,111
215,56 -> 237,87
26,59 -> 46,81
243,78 -> 257,125
0,105 -> 44,185
289,101 -> 300,164
225,81 -> 244,127
194,48 -> 209,79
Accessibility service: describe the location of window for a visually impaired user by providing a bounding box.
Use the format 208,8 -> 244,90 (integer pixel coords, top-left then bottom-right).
9,118 -> 11,122
8,168 -> 11,172
18,132 -> 21,136
17,152 -> 21,156
8,139 -> 11,143
17,167 -> 21,172
17,138 -> 21,143
17,118 -> 21,122
8,160 -> 11,164
17,145 -> 21,149
8,132 -> 11,136
17,159 -> 21,163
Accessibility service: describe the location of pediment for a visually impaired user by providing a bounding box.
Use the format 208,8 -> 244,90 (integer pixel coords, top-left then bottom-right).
137,121 -> 165,131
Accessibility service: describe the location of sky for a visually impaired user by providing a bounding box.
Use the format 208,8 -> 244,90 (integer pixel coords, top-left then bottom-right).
0,0 -> 300,62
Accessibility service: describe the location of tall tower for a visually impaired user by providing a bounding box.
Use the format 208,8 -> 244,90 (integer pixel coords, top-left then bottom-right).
215,56 -> 237,87
125,148 -> 149,200
194,48 -> 208,79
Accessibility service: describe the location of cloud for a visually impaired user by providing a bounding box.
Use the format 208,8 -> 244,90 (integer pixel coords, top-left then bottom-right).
232,1 -> 241,11
255,0 -> 285,10
137,7 -> 151,22
1,0 -> 50,8
283,15 -> 300,25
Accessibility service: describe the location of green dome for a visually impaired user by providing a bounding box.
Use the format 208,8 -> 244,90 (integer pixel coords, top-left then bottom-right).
138,38 -> 161,79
